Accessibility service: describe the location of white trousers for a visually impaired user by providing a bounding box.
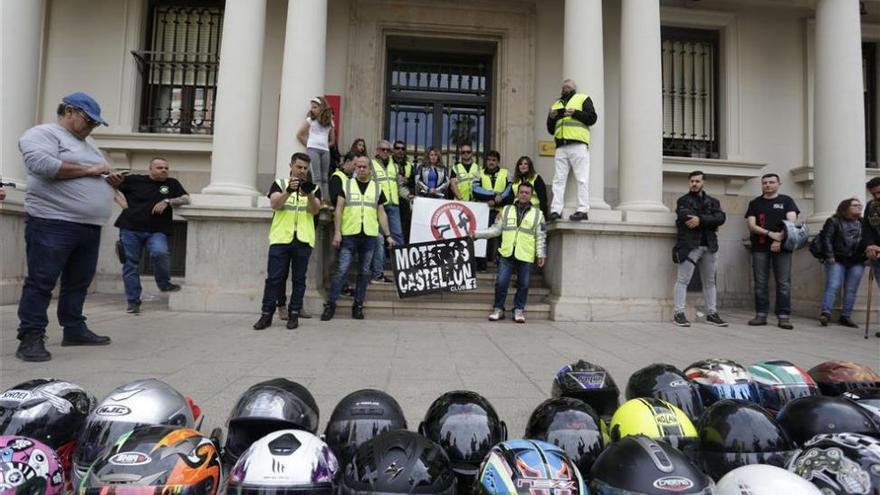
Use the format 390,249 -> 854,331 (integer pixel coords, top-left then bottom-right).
551,143 -> 590,214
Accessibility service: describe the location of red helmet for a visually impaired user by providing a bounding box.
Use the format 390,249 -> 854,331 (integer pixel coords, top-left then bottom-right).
808,361 -> 880,396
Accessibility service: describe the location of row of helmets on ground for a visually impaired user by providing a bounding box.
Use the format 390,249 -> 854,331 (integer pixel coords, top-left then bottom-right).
0,358 -> 879,494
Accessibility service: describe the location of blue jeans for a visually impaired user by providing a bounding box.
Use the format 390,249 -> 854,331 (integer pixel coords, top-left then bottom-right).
17,216 -> 101,339
260,240 -> 312,315
329,235 -> 376,306
372,204 -> 403,277
752,251 -> 792,318
494,256 -> 533,311
120,229 -> 172,304
821,261 -> 865,317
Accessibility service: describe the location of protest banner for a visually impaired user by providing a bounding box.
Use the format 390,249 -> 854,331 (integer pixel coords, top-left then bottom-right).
410,197 -> 489,257
391,237 -> 477,298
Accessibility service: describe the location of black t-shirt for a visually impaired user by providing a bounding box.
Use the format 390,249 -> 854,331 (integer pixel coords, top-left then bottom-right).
745,194 -> 800,252
328,173 -> 346,206
339,179 -> 387,237
267,180 -> 323,200
114,175 -> 187,235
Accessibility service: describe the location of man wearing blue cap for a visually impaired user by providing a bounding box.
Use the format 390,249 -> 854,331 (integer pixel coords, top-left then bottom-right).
15,92 -> 124,362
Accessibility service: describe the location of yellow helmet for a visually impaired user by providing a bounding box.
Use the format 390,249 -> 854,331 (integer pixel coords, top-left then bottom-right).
608,397 -> 698,450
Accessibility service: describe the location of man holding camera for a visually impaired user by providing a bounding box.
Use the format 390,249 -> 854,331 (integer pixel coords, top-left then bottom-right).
254,152 -> 321,330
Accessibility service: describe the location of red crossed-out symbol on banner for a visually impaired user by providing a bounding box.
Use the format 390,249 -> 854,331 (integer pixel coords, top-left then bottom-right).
430,203 -> 477,239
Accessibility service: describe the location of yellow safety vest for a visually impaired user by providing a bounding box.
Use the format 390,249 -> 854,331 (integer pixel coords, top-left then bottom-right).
396,160 -> 414,180
498,204 -> 543,263
268,179 -> 316,247
372,158 -> 399,206
480,167 -> 509,211
512,174 -> 541,208
453,161 -> 481,201
550,93 -> 591,144
341,178 -> 380,236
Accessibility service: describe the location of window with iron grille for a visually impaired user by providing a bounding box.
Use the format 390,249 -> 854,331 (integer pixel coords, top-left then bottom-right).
661,27 -> 720,159
865,42 -> 877,168
132,0 -> 223,134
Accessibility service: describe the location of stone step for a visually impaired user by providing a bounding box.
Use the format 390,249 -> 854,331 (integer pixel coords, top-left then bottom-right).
327,299 -> 552,320
360,282 -> 550,304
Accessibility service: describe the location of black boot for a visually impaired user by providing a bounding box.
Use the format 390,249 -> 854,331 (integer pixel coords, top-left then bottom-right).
287,312 -> 299,330
352,304 -> 365,320
321,302 -> 336,321
16,335 -> 51,362
253,313 -> 272,330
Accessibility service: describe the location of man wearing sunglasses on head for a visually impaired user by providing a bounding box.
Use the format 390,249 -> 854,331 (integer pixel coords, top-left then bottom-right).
15,92 -> 124,362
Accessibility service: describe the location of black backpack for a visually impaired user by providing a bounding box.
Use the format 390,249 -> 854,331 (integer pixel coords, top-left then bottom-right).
808,225 -> 826,260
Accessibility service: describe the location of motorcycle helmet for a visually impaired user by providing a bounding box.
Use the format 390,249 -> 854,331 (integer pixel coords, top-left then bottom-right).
844,387 -> 880,421
777,395 -> 880,446
590,435 -> 715,494
808,361 -> 880,397
78,425 -> 221,495
697,399 -> 796,480
524,397 -> 605,477
748,360 -> 820,415
781,220 -> 810,251
716,464 -> 821,495
339,430 -> 456,495
685,359 -> 762,406
609,398 -> 698,453
0,436 -> 64,495
419,391 -> 507,483
626,364 -> 705,422
73,378 -> 195,485
223,378 -> 319,467
0,379 -> 94,473
552,360 -> 621,420
788,433 -> 880,494
226,429 -> 338,495
475,439 -> 587,495
324,389 -> 407,468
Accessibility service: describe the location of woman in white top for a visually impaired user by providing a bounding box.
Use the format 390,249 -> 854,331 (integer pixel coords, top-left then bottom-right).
296,97 -> 335,201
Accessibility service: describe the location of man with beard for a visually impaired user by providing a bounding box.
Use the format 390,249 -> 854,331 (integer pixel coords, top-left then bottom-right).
450,143 -> 481,202
671,171 -> 727,327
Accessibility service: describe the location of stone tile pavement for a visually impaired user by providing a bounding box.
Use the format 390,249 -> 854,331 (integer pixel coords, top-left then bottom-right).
1,294 -> 878,437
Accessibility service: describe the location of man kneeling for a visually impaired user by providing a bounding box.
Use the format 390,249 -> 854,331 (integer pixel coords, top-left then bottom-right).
472,182 -> 546,323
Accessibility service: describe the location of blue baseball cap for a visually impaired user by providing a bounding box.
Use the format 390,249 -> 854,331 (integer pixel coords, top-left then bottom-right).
62,92 -> 108,126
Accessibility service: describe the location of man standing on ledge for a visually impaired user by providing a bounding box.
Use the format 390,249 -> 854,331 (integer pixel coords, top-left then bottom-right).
16,92 -> 123,362
322,156 -> 396,321
745,173 -> 799,330
115,157 -> 189,315
546,78 -> 597,222
254,153 -> 321,331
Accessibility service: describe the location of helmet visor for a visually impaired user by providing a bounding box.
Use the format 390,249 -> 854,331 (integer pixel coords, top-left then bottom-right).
0,401 -> 55,439
758,384 -> 817,413
75,421 -> 153,468
325,419 -> 396,461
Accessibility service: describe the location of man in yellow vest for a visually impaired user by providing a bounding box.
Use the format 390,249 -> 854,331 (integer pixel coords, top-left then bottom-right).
322,155 -> 396,321
450,143 -> 481,201
472,181 -> 546,324
547,78 -> 597,222
472,150 -> 511,271
371,140 -> 403,283
254,152 -> 321,331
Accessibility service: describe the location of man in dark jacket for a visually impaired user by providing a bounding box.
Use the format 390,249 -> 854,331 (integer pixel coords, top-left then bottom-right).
672,171 -> 727,327
863,177 -> 880,262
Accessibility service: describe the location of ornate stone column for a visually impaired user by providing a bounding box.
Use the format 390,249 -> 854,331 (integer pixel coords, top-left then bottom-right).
202,0 -> 266,197
617,0 -> 669,219
275,0 -> 327,179
812,0 -> 865,221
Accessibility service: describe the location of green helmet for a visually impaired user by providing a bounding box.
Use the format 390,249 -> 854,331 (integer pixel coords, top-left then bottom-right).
748,360 -> 819,414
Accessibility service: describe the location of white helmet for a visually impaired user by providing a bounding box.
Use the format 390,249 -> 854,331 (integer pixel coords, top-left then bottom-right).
717,465 -> 821,495
225,429 -> 339,495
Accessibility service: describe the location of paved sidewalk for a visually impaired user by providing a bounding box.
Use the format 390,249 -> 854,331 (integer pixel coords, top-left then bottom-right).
2,294 -> 878,437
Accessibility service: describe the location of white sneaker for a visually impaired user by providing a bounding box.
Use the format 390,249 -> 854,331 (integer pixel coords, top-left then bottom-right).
488,308 -> 504,321
514,309 -> 525,323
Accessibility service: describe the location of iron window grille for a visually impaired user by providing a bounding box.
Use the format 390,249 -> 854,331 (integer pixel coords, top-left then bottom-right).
661,27 -> 721,159
132,0 -> 223,134
865,42 -> 877,168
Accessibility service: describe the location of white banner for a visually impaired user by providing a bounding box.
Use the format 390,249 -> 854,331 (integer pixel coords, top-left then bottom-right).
409,197 -> 490,257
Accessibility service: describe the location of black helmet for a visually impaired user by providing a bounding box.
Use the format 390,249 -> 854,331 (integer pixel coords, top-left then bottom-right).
697,399 -> 796,480
524,397 -> 605,477
590,435 -> 715,494
339,430 -> 456,495
223,378 -> 319,467
789,433 -> 880,494
419,391 -> 507,484
777,395 -> 880,446
626,364 -> 705,423
324,388 -> 407,468
552,360 -> 621,420
844,387 -> 880,422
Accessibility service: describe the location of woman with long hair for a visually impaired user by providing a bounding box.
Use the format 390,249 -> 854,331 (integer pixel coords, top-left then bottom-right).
511,156 -> 548,217
349,138 -> 366,156
414,147 -> 450,199
817,197 -> 865,327
296,96 -> 335,200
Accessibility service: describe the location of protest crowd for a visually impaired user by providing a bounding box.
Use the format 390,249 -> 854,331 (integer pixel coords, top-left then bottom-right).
4,86 -> 880,494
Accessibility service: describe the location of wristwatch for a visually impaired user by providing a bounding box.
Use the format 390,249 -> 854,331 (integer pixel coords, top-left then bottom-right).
164,198 -> 171,207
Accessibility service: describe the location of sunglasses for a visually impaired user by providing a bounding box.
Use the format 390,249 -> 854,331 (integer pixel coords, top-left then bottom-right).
393,146 -> 405,151
461,150 -> 473,154
378,147 -> 391,152
75,108 -> 100,127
